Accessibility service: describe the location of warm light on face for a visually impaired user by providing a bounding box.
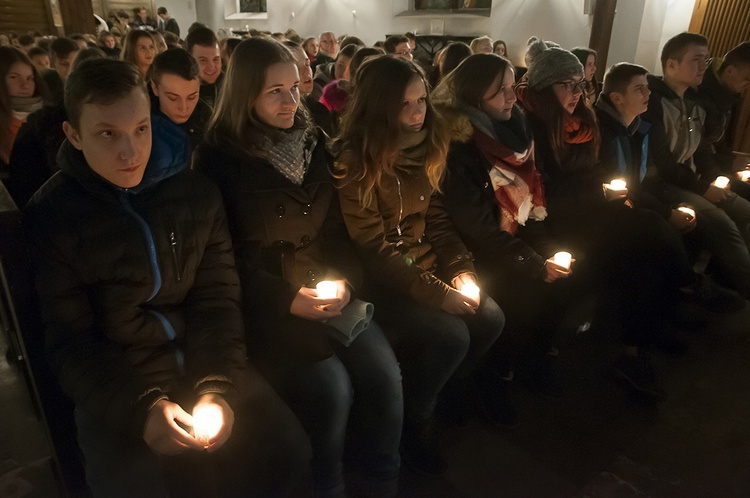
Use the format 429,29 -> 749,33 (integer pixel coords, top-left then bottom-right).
193,405 -> 223,447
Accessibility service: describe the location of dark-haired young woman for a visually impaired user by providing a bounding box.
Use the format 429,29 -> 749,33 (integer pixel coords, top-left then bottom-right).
571,47 -> 600,107
334,55 -> 505,474
433,53 -> 574,413
0,46 -> 49,172
194,38 -> 402,497
515,38 -> 701,401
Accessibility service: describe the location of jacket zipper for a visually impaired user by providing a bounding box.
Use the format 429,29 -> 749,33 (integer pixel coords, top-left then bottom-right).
395,174 -> 404,238
120,195 -> 182,373
170,230 -> 181,281
120,195 -> 162,301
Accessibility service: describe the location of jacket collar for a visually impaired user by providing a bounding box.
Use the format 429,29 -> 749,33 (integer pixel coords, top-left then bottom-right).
57,116 -> 189,203
595,95 -> 649,136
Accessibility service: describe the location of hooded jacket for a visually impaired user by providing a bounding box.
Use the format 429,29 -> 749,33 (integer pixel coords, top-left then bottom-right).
336,142 -> 476,310
694,58 -> 742,176
23,117 -> 246,437
595,96 -> 674,219
643,74 -> 709,194
435,99 -> 553,282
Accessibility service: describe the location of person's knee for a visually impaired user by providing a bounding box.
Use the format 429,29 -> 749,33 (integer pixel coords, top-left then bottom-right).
429,314 -> 471,360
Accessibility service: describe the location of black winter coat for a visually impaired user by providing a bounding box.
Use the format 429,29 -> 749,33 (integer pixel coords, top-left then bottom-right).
441,108 -> 553,283
7,103 -> 67,208
24,137 -> 246,437
194,130 -> 360,364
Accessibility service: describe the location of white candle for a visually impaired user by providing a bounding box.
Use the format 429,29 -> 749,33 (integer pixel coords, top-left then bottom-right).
193,405 -> 223,447
609,179 -> 627,191
552,251 -> 572,270
737,170 -> 750,182
713,176 -> 730,189
677,206 -> 695,219
315,281 -> 337,300
459,282 -> 480,302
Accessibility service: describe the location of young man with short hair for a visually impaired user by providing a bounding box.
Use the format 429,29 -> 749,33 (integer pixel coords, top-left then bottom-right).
695,41 -> 750,189
149,48 -> 210,151
597,62 -> 743,311
185,27 -> 223,108
28,46 -> 50,70
645,32 -> 750,299
24,58 -> 308,496
44,37 -> 79,104
157,6 -> 180,37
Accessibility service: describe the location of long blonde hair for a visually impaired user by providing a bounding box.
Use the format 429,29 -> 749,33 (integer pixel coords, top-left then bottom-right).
334,55 -> 449,207
206,37 -> 312,157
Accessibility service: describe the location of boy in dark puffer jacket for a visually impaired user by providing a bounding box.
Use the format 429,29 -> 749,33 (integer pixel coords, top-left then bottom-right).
24,59 -> 308,497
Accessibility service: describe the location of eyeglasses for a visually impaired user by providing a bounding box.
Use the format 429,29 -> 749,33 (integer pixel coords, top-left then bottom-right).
554,80 -> 587,93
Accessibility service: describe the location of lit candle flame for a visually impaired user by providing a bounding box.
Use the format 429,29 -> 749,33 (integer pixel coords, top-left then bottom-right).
713,176 -> 730,189
552,251 -> 572,270
193,405 -> 223,448
459,282 -> 480,302
609,179 -> 627,191
315,281 -> 337,300
677,206 -> 695,219
737,170 -> 750,182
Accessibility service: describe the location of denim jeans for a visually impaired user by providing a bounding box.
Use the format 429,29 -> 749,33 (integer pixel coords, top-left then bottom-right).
75,367 -> 310,498
672,186 -> 750,297
366,286 -> 505,422
271,320 -> 403,497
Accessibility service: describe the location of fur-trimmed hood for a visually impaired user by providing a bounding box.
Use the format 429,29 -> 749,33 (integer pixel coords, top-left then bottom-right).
432,89 -> 475,144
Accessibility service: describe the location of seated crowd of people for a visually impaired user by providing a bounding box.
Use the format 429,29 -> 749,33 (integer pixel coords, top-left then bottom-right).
1,12 -> 750,497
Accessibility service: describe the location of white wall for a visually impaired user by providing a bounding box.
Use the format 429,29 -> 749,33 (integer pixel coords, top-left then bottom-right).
158,0 -> 197,35
194,0 -> 592,65
607,0 -> 696,75
190,0 -> 696,71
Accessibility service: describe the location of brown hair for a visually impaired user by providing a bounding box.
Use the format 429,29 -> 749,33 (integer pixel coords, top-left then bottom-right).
660,32 -> 708,70
64,58 -> 145,129
436,53 -> 513,109
120,30 -> 154,67
334,55 -> 449,207
518,82 -> 600,165
206,37 -> 312,157
601,62 -> 648,97
1,47 -> 50,154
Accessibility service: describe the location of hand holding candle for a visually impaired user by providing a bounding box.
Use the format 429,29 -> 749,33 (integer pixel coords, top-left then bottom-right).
603,179 -> 628,201
453,273 -> 480,309
544,251 -> 573,282
459,282 -> 480,302
677,206 -> 695,220
737,170 -> 750,182
552,251 -> 572,270
315,280 -> 338,300
192,394 -> 233,452
193,405 -> 223,447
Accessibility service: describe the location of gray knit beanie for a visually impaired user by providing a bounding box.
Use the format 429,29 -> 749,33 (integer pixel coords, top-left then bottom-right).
525,36 -> 584,90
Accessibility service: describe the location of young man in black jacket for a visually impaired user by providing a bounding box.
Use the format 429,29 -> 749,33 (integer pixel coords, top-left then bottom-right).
597,62 -> 743,312
695,41 -> 750,196
644,32 -> 750,299
149,47 -> 211,152
24,58 -> 308,497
